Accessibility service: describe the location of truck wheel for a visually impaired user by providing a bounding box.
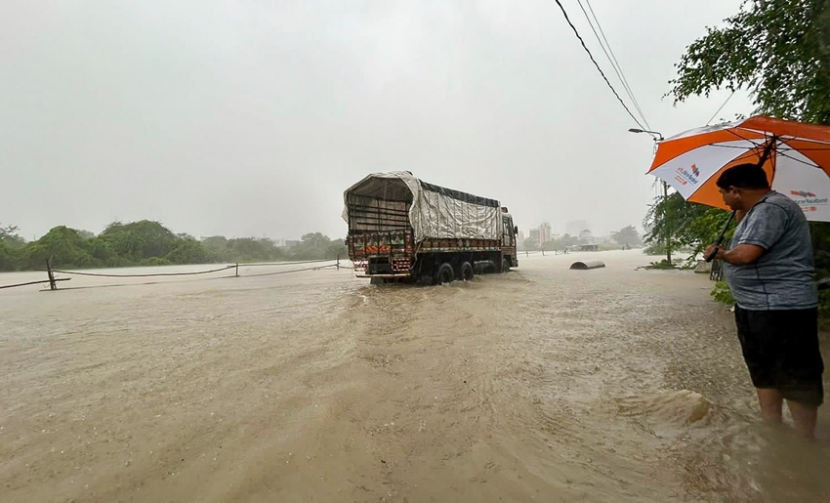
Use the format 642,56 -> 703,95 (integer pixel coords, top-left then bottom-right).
502,258 -> 511,273
436,263 -> 455,284
459,261 -> 474,281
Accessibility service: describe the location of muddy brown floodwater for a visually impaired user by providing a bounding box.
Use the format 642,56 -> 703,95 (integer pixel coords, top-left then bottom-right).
2,251 -> 830,502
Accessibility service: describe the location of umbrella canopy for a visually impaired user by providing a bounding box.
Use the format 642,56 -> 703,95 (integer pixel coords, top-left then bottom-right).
647,116 -> 830,221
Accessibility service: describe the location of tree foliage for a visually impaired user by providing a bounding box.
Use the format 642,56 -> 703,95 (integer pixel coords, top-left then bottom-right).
101,220 -> 179,261
665,0 -> 830,308
710,281 -> 735,304
644,193 -> 706,259
1,224 -> 26,248
611,225 -> 642,246
669,0 -> 830,124
664,0 -> 830,269
0,221 -> 348,272
642,193 -> 736,264
202,236 -> 283,263
0,224 -> 27,271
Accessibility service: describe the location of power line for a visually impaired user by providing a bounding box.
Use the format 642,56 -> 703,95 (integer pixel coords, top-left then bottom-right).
575,2 -> 629,101
581,0 -> 651,130
706,90 -> 736,125
552,0 -> 646,131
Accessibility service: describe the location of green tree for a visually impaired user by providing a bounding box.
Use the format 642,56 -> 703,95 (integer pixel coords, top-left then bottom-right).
669,0 -> 830,124
643,193 -> 702,264
86,236 -> 119,267
0,224 -> 27,271
102,229 -> 146,263
26,226 -> 98,269
165,237 -> 214,265
224,237 -> 285,262
201,235 -> 229,255
0,241 -> 15,271
287,232 -> 331,261
641,192 -> 738,266
101,220 -> 179,260
611,225 -> 642,246
325,239 -> 348,260
0,223 -> 26,249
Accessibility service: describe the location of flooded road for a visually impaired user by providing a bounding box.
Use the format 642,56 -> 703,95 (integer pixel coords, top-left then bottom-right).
1,250 -> 829,502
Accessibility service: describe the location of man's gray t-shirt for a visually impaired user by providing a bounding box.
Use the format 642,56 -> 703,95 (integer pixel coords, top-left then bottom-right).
723,191 -> 818,311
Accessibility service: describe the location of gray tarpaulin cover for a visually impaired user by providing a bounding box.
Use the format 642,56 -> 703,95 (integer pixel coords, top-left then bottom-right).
343,171 -> 502,242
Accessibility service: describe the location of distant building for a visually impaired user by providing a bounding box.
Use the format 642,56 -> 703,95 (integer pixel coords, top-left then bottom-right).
539,222 -> 551,244
275,238 -> 300,248
529,228 -> 541,244
566,220 -> 589,237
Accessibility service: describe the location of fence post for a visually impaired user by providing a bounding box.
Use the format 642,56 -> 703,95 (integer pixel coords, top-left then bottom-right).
46,259 -> 57,291
235,263 -> 239,278
336,254 -> 340,271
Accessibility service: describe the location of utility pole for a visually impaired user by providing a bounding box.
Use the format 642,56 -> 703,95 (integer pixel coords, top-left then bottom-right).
629,128 -> 670,266
663,180 -> 671,266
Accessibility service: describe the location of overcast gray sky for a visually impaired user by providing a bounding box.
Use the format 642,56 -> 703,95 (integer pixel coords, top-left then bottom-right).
1,0 -> 751,241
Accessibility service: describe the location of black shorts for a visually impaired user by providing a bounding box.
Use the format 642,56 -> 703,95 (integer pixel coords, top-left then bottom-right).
734,306 -> 825,406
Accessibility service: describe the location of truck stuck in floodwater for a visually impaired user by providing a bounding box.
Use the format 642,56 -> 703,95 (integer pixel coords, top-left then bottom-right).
343,171 -> 518,285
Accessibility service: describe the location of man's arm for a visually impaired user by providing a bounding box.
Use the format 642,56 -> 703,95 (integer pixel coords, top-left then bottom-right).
704,202 -> 787,265
705,243 -> 765,265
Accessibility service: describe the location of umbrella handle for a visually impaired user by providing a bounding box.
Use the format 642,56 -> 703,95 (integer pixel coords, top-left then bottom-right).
705,210 -> 737,263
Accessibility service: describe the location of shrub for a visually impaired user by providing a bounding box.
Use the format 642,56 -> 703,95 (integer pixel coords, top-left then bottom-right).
710,281 -> 734,305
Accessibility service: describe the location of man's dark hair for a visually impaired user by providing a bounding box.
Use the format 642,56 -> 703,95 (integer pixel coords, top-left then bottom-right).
715,163 -> 770,190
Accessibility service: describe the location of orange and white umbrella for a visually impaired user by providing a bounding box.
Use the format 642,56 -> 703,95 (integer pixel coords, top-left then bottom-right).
647,115 -> 830,221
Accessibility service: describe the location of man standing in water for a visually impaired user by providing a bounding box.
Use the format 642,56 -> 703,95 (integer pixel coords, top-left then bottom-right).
705,163 -> 824,440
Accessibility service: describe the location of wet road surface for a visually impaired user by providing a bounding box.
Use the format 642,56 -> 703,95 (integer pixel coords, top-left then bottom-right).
1,250 -> 829,502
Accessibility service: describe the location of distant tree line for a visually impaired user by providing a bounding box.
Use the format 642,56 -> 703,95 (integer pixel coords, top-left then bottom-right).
0,221 -> 348,272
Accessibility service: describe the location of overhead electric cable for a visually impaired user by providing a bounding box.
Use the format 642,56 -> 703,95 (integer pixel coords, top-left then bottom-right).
706,90 -> 736,125
552,0 -> 647,130
578,0 -> 651,130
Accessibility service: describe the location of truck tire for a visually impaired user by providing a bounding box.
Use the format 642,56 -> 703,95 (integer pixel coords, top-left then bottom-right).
459,261 -> 474,281
436,262 -> 455,284
502,257 -> 511,273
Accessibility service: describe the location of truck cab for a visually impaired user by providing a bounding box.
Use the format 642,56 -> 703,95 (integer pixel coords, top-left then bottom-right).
500,208 -> 519,270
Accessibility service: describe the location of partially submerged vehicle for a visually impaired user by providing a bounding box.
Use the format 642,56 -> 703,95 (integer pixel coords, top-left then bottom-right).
343,171 -> 518,285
